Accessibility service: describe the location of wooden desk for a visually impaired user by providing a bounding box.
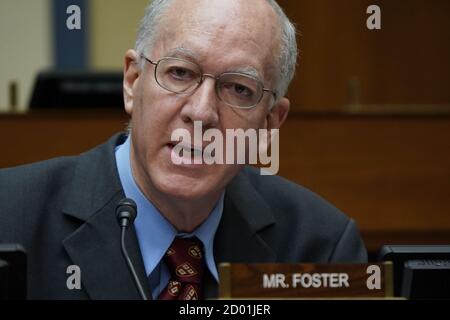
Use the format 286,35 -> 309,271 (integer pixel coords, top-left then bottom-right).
1,110 -> 449,256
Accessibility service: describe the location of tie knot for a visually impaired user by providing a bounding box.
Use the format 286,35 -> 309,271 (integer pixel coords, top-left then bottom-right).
164,237 -> 205,283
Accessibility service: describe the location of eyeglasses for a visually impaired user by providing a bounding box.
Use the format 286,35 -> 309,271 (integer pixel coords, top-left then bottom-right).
141,55 -> 277,109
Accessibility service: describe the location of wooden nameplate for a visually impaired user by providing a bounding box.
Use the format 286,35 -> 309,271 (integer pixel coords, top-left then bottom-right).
219,263 -> 394,299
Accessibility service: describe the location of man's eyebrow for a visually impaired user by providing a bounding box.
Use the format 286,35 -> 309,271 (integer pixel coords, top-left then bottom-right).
229,67 -> 261,80
164,47 -> 262,80
165,47 -> 199,60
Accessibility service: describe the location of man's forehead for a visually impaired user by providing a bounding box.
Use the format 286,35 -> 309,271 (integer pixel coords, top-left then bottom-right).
161,0 -> 279,38
153,0 -> 280,82
166,0 -> 276,17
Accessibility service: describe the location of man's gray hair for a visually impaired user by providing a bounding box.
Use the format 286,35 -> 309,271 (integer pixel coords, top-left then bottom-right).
134,0 -> 298,99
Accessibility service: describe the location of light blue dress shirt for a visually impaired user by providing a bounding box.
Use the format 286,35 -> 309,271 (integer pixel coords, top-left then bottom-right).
115,136 -> 224,299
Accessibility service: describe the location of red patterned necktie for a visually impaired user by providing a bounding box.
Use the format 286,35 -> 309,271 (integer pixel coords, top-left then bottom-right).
158,237 -> 205,300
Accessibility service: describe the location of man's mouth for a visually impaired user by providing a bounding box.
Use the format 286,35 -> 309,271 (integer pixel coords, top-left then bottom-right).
167,142 -> 204,158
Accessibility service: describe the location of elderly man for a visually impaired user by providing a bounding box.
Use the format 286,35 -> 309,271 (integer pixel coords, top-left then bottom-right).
0,0 -> 366,299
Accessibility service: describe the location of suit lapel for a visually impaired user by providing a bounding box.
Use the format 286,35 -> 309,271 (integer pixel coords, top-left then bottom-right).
216,169 -> 277,263
61,134 -> 151,299
204,169 -> 278,298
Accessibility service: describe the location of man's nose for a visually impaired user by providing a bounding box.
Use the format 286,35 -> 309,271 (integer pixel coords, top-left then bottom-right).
180,76 -> 220,128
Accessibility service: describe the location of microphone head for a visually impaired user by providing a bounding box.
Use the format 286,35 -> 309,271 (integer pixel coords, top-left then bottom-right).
116,198 -> 137,227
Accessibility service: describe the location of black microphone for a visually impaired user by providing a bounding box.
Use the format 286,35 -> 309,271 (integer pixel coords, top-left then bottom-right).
116,198 -> 149,300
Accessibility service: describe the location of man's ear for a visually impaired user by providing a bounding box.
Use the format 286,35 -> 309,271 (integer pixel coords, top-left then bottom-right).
123,49 -> 140,115
266,97 -> 290,130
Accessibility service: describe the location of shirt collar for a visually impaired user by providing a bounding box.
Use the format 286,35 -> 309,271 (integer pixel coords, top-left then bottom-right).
115,136 -> 224,281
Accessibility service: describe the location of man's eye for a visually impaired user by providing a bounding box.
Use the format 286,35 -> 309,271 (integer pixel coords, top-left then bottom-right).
168,67 -> 194,80
225,83 -> 254,97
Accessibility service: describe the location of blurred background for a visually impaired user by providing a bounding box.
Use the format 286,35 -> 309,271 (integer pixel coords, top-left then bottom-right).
0,0 -> 449,260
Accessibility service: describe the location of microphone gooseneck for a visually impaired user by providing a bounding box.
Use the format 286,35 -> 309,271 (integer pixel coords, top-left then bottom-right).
116,198 -> 149,300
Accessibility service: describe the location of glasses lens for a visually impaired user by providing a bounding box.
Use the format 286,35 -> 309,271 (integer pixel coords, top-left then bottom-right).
156,58 -> 201,93
217,73 -> 263,108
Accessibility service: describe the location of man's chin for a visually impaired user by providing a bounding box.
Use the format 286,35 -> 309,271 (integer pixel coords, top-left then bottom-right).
153,172 -> 221,200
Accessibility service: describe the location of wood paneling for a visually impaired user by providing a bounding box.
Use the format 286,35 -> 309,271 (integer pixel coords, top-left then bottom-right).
278,114 -> 450,253
277,0 -> 450,111
0,110 -> 128,167
279,115 -> 450,232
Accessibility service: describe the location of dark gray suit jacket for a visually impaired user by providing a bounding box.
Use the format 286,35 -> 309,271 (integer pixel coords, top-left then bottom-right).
0,133 -> 367,299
